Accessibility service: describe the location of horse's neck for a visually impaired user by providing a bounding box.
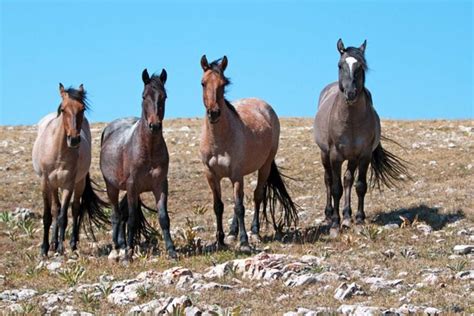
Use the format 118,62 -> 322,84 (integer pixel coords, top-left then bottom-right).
135,118 -> 164,153
334,91 -> 371,123
51,116 -> 76,159
203,102 -> 234,150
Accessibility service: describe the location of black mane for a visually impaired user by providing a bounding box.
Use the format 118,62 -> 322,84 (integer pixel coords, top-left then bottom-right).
57,86 -> 90,116
149,74 -> 167,96
343,47 -> 368,70
209,58 -> 238,116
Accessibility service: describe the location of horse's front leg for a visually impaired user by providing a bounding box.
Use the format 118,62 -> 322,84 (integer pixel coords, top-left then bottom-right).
321,152 -> 334,225
50,188 -> 60,253
329,153 -> 343,238
232,177 -> 250,253
57,187 -> 73,254
153,179 -> 177,259
41,178 -> 53,256
205,170 -> 225,248
342,160 -> 357,228
355,156 -> 370,225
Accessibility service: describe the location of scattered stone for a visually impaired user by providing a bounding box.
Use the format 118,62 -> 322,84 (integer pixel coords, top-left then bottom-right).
424,307 -> 441,315
383,223 -> 399,230
334,282 -> 364,301
47,261 -> 62,272
453,245 -> 473,255
416,223 -> 433,235
455,270 -> 474,280
337,304 -> 382,315
192,226 -> 205,233
0,289 -> 38,302
422,274 -> 438,285
285,274 -> 319,287
276,294 -> 290,302
364,277 -> 403,291
382,249 -> 395,258
11,207 -> 35,221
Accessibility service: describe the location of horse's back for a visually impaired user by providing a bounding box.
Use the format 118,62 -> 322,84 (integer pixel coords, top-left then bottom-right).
232,97 -> 280,137
314,82 -> 339,153
101,117 -> 139,146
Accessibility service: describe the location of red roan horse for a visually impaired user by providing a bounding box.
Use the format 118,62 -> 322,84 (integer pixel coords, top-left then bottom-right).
200,55 -> 298,253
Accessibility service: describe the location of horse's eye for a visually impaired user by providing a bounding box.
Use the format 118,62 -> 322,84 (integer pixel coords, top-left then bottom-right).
61,108 -> 65,112
201,82 -> 205,87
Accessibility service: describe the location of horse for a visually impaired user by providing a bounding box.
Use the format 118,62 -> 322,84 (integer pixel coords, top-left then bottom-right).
199,55 -> 299,253
100,68 -> 176,260
313,39 -> 409,237
32,83 -> 109,256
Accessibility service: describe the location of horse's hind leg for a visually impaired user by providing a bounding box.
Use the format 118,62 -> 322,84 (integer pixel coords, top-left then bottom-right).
153,179 -> 177,259
321,152 -> 334,225
70,179 -> 85,251
342,160 -> 357,228
57,187 -> 73,254
329,154 -> 343,237
205,170 -> 225,247
125,188 -> 139,259
41,179 -> 53,256
105,182 -> 121,250
50,188 -> 60,252
251,161 -> 272,237
355,157 -> 370,225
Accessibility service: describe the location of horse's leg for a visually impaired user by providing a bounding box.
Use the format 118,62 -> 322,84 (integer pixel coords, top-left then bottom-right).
329,154 -> 343,237
205,170 -> 225,247
50,188 -> 60,252
321,151 -> 333,225
105,182 -> 121,250
232,177 -> 250,253
41,178 -> 53,256
251,160 -> 272,237
342,160 -> 357,228
57,187 -> 73,254
355,156 -> 370,225
70,178 -> 85,251
125,187 -> 139,260
153,179 -> 177,258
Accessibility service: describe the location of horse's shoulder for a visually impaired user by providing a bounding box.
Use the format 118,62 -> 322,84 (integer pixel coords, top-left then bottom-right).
102,117 -> 139,144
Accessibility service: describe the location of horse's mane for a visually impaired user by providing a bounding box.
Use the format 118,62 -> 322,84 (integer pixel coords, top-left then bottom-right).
344,47 -> 368,71
57,87 -> 90,116
209,58 -> 238,116
149,74 -> 167,96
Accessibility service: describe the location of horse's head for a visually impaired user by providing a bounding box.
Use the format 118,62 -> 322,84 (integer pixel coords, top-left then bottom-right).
58,83 -> 87,148
200,55 -> 230,124
336,39 -> 368,104
141,68 -> 167,134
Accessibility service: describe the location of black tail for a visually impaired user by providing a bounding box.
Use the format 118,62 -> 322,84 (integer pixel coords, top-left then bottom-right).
80,173 -> 111,239
118,194 -> 160,243
370,139 -> 411,189
262,161 -> 299,233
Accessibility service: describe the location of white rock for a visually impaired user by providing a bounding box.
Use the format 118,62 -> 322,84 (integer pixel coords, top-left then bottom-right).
455,270 -> 474,280
416,224 -> 433,234
337,305 -> 381,315
453,245 -> 473,255
47,261 -> 62,271
285,274 -> 319,287
424,307 -> 441,315
276,294 -> 290,302
422,273 -> 438,285
334,282 -> 364,301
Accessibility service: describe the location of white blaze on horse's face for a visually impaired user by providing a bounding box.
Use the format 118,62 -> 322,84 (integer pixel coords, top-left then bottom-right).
345,57 -> 358,77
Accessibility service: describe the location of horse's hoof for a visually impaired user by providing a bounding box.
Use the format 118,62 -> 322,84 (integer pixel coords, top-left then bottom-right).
342,218 -> 352,229
322,217 -> 332,227
108,249 -> 120,262
329,227 -> 340,239
249,233 -> 261,244
356,218 -> 365,226
167,249 -> 178,260
238,244 -> 252,254
225,235 -> 237,244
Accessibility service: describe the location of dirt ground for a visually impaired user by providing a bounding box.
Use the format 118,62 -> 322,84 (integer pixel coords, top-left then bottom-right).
0,118 -> 472,314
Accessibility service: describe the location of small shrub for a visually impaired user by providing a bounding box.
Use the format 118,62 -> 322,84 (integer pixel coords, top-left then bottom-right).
58,264 -> 85,287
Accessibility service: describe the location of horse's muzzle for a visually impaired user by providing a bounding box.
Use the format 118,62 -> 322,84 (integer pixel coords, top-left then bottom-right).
207,109 -> 221,124
148,122 -> 162,134
67,135 -> 81,148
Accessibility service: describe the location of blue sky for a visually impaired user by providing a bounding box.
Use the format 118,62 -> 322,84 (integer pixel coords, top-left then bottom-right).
1,0 -> 472,125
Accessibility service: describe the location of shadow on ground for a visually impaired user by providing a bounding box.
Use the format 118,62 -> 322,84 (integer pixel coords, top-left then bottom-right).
371,204 -> 464,230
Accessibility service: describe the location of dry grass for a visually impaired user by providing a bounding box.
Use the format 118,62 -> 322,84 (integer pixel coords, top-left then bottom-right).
0,118 -> 473,314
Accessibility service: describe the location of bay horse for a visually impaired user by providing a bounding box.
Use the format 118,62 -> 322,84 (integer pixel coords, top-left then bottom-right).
200,55 -> 299,253
100,68 -> 176,260
32,84 -> 109,256
314,39 -> 409,237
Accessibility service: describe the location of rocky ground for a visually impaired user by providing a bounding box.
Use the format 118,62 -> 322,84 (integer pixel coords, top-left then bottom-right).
0,118 -> 473,315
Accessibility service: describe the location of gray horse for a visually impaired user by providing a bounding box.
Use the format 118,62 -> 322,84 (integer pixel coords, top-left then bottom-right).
314,39 -> 409,237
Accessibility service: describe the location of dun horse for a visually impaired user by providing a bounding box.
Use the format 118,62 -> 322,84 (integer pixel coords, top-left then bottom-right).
32,84 -> 109,256
100,69 -> 176,260
200,55 -> 299,252
314,39 -> 409,237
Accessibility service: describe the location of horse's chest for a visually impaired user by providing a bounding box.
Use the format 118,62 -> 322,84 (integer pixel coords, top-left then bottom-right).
335,134 -> 369,158
48,165 -> 75,188
207,153 -> 232,176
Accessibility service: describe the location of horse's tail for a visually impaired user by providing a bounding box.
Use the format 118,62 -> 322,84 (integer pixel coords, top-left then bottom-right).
118,193 -> 159,243
80,173 -> 111,238
262,160 -> 299,233
370,138 -> 411,189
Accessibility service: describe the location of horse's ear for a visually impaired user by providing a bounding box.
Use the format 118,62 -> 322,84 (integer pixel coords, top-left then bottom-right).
160,68 -> 167,85
337,38 -> 345,54
359,40 -> 367,54
201,55 -> 209,71
78,84 -> 84,92
59,83 -> 66,98
142,68 -> 151,85
220,56 -> 228,72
